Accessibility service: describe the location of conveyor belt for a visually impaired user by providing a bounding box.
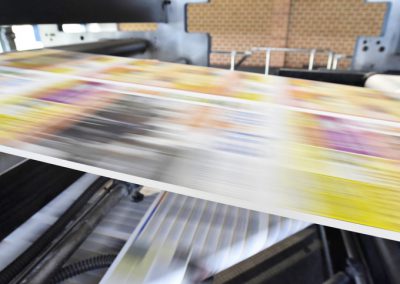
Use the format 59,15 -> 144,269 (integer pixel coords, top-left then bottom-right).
102,192 -> 310,283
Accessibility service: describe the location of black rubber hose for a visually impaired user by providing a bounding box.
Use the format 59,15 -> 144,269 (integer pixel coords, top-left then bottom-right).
49,254 -> 117,284
0,176 -> 111,284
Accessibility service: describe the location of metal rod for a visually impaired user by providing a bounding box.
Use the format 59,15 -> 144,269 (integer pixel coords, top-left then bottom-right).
340,231 -> 368,284
265,49 -> 271,76
230,51 -> 236,71
319,226 -> 334,277
234,52 -> 252,69
0,177 -> 111,284
253,47 -> 318,53
327,52 -> 334,70
374,238 -> 400,284
308,49 -> 316,70
341,231 -> 356,259
213,47 -> 343,71
19,184 -> 129,284
332,54 -> 340,70
323,272 -> 352,284
212,50 -> 248,55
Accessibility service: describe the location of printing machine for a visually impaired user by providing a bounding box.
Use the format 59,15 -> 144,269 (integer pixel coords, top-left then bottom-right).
1,0 -> 400,284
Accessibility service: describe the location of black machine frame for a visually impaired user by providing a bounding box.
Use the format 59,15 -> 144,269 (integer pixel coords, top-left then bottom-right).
0,0 -> 167,25
0,0 -> 211,66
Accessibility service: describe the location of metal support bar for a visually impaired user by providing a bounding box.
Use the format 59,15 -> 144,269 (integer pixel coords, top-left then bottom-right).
319,226 -> 334,277
332,54 -> 353,70
252,47 -> 335,74
374,238 -> 400,284
340,231 -> 373,284
234,52 -> 252,69
230,51 -> 236,71
212,47 -> 341,72
308,49 -> 316,70
18,183 -> 129,284
0,177 -> 111,284
327,52 -> 334,70
332,54 -> 343,70
211,50 -> 252,71
265,49 -> 271,76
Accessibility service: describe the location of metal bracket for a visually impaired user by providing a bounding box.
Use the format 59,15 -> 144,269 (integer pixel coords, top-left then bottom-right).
136,0 -> 210,66
352,0 -> 400,72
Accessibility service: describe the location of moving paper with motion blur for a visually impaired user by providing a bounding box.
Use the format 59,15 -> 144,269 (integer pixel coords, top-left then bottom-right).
0,49 -> 400,240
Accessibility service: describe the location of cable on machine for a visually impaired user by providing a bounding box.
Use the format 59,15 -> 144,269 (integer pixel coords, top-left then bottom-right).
49,254 -> 117,284
0,177 -> 111,284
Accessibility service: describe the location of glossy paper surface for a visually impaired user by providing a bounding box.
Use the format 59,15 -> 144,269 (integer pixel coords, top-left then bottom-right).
1,49 -> 400,240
